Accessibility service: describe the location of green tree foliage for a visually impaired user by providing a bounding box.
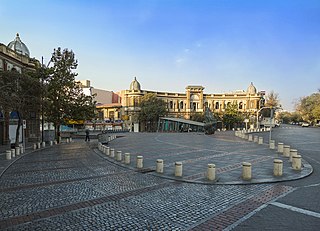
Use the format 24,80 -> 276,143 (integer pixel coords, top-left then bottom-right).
190,112 -> 205,122
261,91 -> 280,117
264,91 -> 280,108
277,111 -> 302,124
0,70 -> 41,146
138,93 -> 167,131
223,102 -> 244,130
296,90 -> 320,124
44,48 -> 95,139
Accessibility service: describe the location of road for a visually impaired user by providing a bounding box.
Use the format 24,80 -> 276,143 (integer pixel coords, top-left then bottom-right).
234,125 -> 320,230
0,125 -> 319,230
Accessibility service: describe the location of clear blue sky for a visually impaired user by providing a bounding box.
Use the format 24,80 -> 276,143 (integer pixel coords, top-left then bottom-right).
1,0 -> 319,111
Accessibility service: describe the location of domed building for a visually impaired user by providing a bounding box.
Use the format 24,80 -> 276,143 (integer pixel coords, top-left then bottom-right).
0,33 -> 41,144
7,33 -> 30,57
129,77 -> 141,91
247,82 -> 257,95
0,33 -> 39,73
116,79 -> 265,131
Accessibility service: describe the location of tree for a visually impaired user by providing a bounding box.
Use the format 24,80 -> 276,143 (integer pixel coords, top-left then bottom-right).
138,93 -> 167,131
223,102 -> 244,130
296,90 -> 320,124
277,111 -> 302,124
264,91 -> 280,107
261,91 -> 280,117
44,48 -> 95,140
190,112 -> 205,122
0,70 -> 41,146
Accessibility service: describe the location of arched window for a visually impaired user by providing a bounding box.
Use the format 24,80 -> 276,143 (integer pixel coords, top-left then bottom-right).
215,102 -> 219,109
134,98 -> 139,107
169,101 -> 173,109
180,101 -> 184,109
192,102 -> 197,111
239,102 -> 243,109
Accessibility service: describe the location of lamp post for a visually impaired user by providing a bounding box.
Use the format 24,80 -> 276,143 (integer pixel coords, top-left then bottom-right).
41,56 -> 52,142
256,106 -> 281,142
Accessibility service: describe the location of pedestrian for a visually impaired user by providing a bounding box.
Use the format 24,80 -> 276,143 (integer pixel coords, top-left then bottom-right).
85,129 -> 90,141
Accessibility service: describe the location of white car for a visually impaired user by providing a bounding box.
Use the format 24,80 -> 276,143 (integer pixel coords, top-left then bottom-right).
301,122 -> 310,127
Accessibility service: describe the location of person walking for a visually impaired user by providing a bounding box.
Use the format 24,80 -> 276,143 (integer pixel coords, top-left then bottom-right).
85,129 -> 90,141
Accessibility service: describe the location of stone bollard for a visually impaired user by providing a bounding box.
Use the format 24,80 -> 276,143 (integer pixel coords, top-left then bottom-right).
15,146 -> 20,156
124,153 -> 131,164
254,135 -> 259,143
33,143 -> 37,150
136,156 -> 143,169
258,137 -> 263,144
277,143 -> 284,153
42,141 -> 46,148
106,147 -> 110,156
292,155 -> 302,170
108,136 -> 111,142
175,162 -> 183,177
11,149 -> 15,158
207,164 -> 216,181
70,137 -> 72,142
110,149 -> 115,158
242,162 -> 252,180
269,140 -> 275,149
116,151 -> 122,162
6,150 -> 11,160
283,145 -> 290,157
37,142 -> 41,149
54,140 -> 58,145
290,149 -> 298,162
248,134 -> 253,141
50,141 -> 53,146
156,159 -> 164,173
273,159 -> 283,176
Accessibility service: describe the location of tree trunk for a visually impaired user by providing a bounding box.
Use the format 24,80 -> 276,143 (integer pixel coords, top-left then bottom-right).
15,112 -> 21,148
55,123 -> 60,143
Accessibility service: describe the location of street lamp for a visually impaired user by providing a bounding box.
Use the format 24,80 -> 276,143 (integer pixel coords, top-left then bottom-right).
41,56 -> 52,142
256,106 -> 282,142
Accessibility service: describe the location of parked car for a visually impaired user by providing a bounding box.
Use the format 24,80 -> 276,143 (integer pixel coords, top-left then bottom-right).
301,122 -> 310,127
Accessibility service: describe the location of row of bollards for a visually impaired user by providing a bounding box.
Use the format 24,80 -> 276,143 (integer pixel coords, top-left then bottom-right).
33,140 -> 61,150
6,144 -> 24,160
235,130 -> 303,177
6,138 -> 68,161
99,130 -> 302,182
99,141 -> 247,181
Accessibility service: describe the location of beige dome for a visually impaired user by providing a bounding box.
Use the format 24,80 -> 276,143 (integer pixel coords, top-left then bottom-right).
7,33 -> 30,57
130,77 -> 141,91
247,82 -> 257,94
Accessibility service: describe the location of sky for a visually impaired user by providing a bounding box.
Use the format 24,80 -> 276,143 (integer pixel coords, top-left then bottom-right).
1,0 -> 320,111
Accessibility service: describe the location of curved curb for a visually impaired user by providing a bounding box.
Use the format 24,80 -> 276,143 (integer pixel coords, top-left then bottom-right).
93,144 -> 314,186
0,143 -> 67,179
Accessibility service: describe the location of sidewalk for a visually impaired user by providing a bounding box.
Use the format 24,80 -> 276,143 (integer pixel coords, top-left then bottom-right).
0,131 -> 313,185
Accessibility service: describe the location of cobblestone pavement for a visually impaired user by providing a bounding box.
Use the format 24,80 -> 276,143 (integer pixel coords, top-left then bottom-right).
104,132 -> 312,184
0,130 -> 317,230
